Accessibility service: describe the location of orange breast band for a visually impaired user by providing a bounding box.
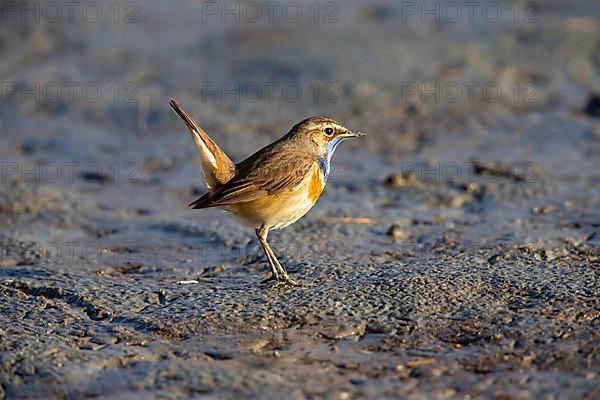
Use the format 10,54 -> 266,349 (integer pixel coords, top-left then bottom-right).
307,168 -> 323,204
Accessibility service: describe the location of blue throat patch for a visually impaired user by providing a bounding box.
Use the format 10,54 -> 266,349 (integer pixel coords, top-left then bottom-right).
318,156 -> 329,179
318,136 -> 346,180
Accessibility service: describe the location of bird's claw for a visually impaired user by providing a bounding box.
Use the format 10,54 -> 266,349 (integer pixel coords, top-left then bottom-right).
260,274 -> 304,288
274,277 -> 304,288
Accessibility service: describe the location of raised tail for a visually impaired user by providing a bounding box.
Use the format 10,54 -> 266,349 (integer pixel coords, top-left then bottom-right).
169,98 -> 235,190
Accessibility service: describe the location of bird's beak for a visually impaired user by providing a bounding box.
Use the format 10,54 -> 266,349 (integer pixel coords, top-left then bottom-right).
339,130 -> 366,138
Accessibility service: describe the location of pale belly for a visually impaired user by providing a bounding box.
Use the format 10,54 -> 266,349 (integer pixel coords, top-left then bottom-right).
224,168 -> 325,230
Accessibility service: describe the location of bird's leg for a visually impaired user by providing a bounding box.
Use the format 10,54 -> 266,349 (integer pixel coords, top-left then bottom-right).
266,246 -> 294,284
256,225 -> 300,287
261,231 -> 301,287
256,225 -> 279,282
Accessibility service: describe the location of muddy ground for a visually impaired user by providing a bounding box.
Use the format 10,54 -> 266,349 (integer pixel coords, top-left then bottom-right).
0,0 -> 599,398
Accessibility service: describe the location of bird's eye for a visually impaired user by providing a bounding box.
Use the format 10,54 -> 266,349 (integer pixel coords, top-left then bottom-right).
324,127 -> 334,136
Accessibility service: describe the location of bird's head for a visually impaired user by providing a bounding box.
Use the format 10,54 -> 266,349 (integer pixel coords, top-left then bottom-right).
289,116 -> 365,159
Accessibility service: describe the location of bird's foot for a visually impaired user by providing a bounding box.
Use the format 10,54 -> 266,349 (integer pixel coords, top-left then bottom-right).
274,276 -> 304,287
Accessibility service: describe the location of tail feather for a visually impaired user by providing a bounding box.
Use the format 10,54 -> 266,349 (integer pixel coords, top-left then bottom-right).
169,98 -> 235,190
189,192 -> 211,209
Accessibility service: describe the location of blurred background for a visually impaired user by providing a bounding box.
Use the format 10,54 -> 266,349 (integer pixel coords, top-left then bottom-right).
1,0 -> 599,398
2,0 -> 598,240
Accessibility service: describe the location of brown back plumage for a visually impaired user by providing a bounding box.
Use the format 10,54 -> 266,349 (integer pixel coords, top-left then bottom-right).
189,134 -> 316,209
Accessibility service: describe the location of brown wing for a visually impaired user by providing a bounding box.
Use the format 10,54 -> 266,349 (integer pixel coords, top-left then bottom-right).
190,142 -> 315,209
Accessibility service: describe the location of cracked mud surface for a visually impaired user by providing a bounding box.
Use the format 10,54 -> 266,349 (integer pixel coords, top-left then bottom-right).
1,0 -> 599,398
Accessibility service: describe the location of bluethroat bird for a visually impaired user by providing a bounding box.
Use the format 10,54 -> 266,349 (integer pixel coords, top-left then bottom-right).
169,98 -> 365,286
